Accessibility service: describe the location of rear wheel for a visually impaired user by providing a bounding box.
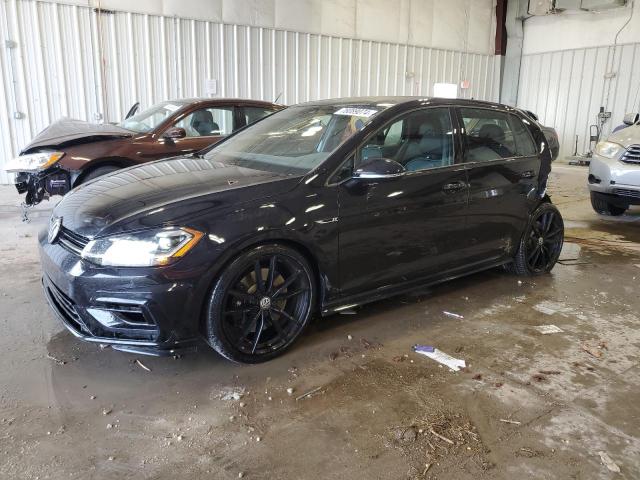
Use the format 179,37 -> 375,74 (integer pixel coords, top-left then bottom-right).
508,202 -> 564,276
205,244 -> 315,363
590,192 -> 627,216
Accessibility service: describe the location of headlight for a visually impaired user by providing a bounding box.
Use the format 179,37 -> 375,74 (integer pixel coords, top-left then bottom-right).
3,151 -> 65,173
594,141 -> 624,159
81,227 -> 204,267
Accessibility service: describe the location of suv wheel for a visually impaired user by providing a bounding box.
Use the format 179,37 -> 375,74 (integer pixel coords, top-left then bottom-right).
590,192 -> 627,216
508,202 -> 564,276
205,244 -> 316,363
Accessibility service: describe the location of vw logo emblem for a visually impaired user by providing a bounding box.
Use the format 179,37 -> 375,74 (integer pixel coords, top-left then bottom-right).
48,216 -> 63,244
259,297 -> 272,310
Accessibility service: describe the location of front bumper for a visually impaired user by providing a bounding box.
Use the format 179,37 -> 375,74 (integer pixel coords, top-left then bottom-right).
39,229 -> 207,356
588,154 -> 640,205
15,169 -> 70,206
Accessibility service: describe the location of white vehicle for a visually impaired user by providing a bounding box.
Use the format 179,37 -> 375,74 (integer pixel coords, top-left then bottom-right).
589,113 -> 640,216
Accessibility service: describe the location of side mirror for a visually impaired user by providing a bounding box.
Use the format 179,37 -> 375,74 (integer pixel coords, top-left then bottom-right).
623,113 -> 639,126
353,158 -> 405,180
163,127 -> 186,141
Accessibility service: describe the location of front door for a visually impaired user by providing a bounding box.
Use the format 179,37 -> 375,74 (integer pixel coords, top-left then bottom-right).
142,106 -> 236,159
457,107 -> 541,264
337,107 -> 470,295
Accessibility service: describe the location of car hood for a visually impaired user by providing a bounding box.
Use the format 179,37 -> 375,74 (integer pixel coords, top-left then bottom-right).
21,118 -> 134,153
608,124 -> 640,148
53,156 -> 298,238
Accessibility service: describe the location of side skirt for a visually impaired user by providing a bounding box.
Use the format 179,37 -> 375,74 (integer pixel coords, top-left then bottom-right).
320,257 -> 511,316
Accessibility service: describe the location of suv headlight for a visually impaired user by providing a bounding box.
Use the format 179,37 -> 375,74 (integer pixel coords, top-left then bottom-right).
3,151 -> 65,173
594,141 -> 624,159
81,227 -> 204,267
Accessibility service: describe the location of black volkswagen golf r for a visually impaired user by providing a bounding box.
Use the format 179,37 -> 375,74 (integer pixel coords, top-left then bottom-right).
39,97 -> 564,363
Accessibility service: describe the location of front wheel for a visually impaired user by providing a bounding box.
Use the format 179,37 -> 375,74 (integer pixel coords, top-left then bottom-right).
205,244 -> 316,363
590,192 -> 627,216
508,202 -> 564,276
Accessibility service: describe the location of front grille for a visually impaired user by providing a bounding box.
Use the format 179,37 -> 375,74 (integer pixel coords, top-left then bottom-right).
621,145 -> 640,164
44,277 -> 89,334
58,227 -> 89,255
612,188 -> 640,199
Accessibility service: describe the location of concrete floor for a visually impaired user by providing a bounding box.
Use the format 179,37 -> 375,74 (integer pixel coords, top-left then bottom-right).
1,165 -> 639,479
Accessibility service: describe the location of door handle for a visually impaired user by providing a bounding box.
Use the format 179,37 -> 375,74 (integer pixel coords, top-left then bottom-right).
442,181 -> 468,193
520,170 -> 535,179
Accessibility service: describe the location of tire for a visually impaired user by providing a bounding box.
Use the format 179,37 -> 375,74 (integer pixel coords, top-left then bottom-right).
590,192 -> 627,216
508,202 -> 564,276
205,244 -> 316,363
78,165 -> 121,184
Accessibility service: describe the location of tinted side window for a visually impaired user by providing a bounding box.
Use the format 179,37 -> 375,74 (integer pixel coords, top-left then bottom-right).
509,114 -> 537,156
460,108 -> 517,162
359,108 -> 454,172
175,107 -> 234,137
243,107 -> 276,126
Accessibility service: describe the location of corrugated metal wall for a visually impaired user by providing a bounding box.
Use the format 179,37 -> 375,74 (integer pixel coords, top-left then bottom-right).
517,42 -> 640,160
0,0 -> 501,184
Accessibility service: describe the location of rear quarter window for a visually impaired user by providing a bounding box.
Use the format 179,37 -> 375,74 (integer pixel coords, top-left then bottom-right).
509,114 -> 538,157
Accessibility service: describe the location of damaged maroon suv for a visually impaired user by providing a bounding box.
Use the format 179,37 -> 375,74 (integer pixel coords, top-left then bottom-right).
4,98 -> 282,207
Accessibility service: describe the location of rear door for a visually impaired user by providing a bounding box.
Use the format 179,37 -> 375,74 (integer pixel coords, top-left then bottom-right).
237,105 -> 280,129
336,107 -> 470,295
457,107 -> 540,264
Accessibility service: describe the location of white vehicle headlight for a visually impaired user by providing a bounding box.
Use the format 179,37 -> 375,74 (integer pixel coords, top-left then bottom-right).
594,141 -> 624,159
3,151 -> 65,173
81,227 -> 204,267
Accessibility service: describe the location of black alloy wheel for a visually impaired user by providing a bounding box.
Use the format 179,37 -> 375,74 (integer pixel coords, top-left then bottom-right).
205,244 -> 315,363
509,202 -> 564,276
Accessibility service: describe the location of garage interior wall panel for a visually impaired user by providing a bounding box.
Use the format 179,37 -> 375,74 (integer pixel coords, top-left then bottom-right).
517,42 -> 640,161
0,0 -> 501,184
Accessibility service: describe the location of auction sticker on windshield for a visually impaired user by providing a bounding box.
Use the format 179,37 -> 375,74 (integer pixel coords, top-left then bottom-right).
334,107 -> 378,118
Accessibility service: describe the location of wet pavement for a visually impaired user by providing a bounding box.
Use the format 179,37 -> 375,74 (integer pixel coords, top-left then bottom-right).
1,165 -> 639,479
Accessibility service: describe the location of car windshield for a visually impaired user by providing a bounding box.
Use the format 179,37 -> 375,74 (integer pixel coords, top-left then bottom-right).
119,101 -> 187,133
203,104 -> 389,174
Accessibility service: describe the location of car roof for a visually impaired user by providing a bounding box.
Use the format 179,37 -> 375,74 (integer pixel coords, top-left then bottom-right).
295,96 -> 511,110
173,98 -> 282,108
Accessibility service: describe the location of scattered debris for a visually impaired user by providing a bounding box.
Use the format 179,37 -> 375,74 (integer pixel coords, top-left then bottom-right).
598,451 -> 621,473
582,343 -> 604,359
517,447 -> 543,458
422,463 -> 432,475
499,419 -> 521,425
539,370 -> 561,375
429,428 -> 454,445
295,386 -> 323,401
443,311 -> 464,319
102,408 -> 112,416
472,374 -> 483,381
572,361 -> 596,371
494,382 -> 503,388
533,324 -> 564,334
413,345 -> 465,372
393,426 -> 418,445
135,359 -> 151,372
329,352 -> 339,361
99,344 -> 111,350
286,387 -> 294,396
532,374 -> 547,383
347,335 -> 353,340
238,472 -> 245,478
46,353 -> 66,365
218,387 -> 245,401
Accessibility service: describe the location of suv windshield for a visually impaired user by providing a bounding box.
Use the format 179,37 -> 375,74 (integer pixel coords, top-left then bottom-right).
119,101 -> 187,133
203,104 -> 389,174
